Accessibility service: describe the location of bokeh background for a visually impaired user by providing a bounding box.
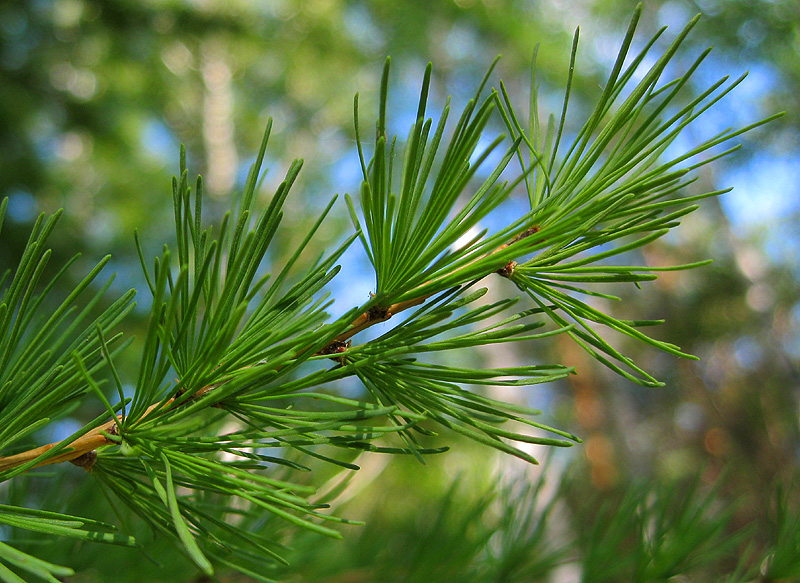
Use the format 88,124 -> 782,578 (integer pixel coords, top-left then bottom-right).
1,0 -> 798,581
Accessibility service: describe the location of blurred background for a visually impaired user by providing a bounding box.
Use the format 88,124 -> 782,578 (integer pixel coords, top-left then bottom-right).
1,0 -> 798,581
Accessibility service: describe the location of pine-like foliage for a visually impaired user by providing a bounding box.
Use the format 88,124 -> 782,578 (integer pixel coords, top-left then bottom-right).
0,7 -> 782,582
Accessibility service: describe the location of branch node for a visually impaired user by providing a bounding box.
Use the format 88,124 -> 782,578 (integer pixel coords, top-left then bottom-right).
496,261 -> 518,278
319,339 -> 352,364
69,450 -> 97,473
510,224 -> 541,244
367,305 -> 391,321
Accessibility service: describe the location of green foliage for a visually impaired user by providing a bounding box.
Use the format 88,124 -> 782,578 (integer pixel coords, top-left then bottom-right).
278,468 -> 800,583
572,475 -> 744,582
757,481 -> 800,581
0,203 -> 135,462
282,470 -> 566,583
0,6 -> 783,582
493,9 -> 780,387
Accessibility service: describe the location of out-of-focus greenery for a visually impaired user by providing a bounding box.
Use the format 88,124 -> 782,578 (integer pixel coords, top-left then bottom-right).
1,0 -> 798,581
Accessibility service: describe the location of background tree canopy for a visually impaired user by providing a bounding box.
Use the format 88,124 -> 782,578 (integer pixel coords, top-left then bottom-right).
0,1 -> 798,581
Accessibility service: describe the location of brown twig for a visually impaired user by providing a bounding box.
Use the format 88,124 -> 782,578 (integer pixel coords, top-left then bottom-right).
0,400 -> 170,473
326,295 -> 431,346
318,224 -> 541,350
319,274 -> 478,349
0,428 -> 112,473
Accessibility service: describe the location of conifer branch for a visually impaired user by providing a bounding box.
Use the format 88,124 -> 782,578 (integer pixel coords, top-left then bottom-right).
0,221 -> 543,473
0,6 -> 784,579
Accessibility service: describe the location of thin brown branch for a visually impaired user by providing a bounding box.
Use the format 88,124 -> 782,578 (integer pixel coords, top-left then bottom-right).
319,224 -> 540,349
0,400 -> 170,473
326,295 -> 431,346
0,428 -> 111,472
